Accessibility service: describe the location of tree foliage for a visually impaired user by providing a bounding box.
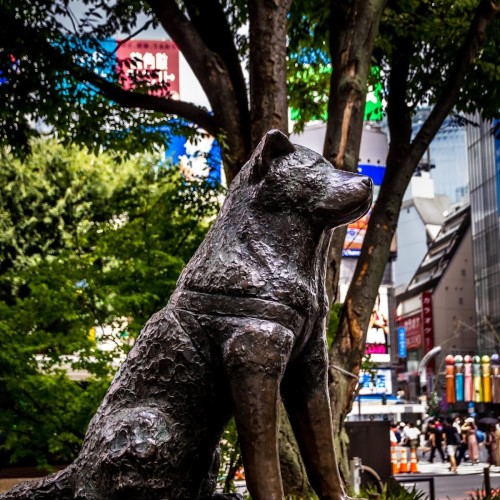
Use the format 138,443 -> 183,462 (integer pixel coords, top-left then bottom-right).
288,0 -> 500,127
0,140 -> 221,466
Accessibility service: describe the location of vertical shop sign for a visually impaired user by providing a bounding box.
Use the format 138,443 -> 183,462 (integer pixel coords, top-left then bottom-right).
397,327 -> 407,358
400,313 -> 422,351
422,292 -> 435,355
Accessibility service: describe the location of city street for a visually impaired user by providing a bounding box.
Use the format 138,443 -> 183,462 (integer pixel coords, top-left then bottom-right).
398,462 -> 500,499
3,462 -> 499,499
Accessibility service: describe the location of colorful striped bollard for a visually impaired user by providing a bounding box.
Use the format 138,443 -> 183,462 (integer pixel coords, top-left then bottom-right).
491,354 -> 500,404
464,355 -> 473,401
472,355 -> 483,402
455,355 -> 464,402
482,355 -> 492,403
445,354 -> 456,403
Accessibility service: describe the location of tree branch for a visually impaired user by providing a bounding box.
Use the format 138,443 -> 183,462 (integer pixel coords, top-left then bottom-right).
82,71 -> 218,136
145,0 -> 250,179
145,0 -> 245,123
182,0 -> 250,139
0,7 -> 218,136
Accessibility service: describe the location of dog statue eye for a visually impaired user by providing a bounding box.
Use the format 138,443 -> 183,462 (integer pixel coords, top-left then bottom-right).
308,159 -> 325,169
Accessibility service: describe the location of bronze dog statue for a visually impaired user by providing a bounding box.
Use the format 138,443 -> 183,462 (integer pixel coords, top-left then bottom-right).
2,130 -> 372,499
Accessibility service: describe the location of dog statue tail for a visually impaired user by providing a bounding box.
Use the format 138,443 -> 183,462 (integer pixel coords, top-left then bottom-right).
0,465 -> 75,500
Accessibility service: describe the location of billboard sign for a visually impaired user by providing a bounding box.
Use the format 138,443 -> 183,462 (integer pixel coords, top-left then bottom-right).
116,39 -> 180,97
365,287 -> 391,362
343,211 -> 370,257
359,368 -> 393,395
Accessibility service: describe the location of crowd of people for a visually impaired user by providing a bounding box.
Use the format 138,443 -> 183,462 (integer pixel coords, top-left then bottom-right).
390,416 -> 500,472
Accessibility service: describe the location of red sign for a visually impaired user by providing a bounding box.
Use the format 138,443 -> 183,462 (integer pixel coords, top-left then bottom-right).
116,39 -> 180,97
400,313 -> 423,351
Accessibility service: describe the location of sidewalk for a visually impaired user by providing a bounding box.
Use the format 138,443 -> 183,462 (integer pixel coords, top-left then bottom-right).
399,459 -> 500,476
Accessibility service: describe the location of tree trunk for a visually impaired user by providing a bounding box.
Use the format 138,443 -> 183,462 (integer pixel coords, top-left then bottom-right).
322,0 -> 388,480
248,0 -> 292,147
324,0 -> 387,306
247,2 -> 314,494
278,411 -> 314,497
146,0 -> 252,183
324,0 -> 386,172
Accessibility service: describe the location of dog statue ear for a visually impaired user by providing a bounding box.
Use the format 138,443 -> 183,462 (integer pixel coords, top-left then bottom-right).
251,129 -> 295,182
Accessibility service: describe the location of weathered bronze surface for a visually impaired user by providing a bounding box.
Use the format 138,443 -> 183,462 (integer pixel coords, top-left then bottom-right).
1,130 -> 372,499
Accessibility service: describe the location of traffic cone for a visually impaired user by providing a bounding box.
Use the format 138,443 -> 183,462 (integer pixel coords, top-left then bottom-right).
409,447 -> 420,473
399,447 -> 409,473
391,445 -> 399,475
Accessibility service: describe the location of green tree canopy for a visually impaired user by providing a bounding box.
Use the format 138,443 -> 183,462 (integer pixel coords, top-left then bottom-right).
288,0 -> 500,131
0,139 -> 222,467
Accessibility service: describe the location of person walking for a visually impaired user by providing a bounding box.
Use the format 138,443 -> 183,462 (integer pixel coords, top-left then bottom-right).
462,417 -> 480,464
485,424 -> 499,466
402,422 -> 421,451
443,416 -> 460,472
391,423 -> 402,445
495,424 -> 500,466
390,424 -> 399,447
428,419 -> 446,463
455,417 -> 468,466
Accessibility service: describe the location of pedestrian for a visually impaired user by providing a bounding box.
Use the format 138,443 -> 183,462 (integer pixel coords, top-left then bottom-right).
485,424 -> 499,466
454,417 -> 468,466
462,417 -> 480,464
398,421 -> 407,438
390,424 -> 398,447
402,422 -> 421,451
392,423 -> 401,444
443,416 -> 460,473
428,419 -> 446,463
495,424 -> 500,466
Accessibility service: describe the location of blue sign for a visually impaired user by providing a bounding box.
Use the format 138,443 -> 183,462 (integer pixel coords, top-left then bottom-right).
54,37 -> 117,102
397,327 -> 407,358
357,164 -> 386,186
163,128 -> 222,184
